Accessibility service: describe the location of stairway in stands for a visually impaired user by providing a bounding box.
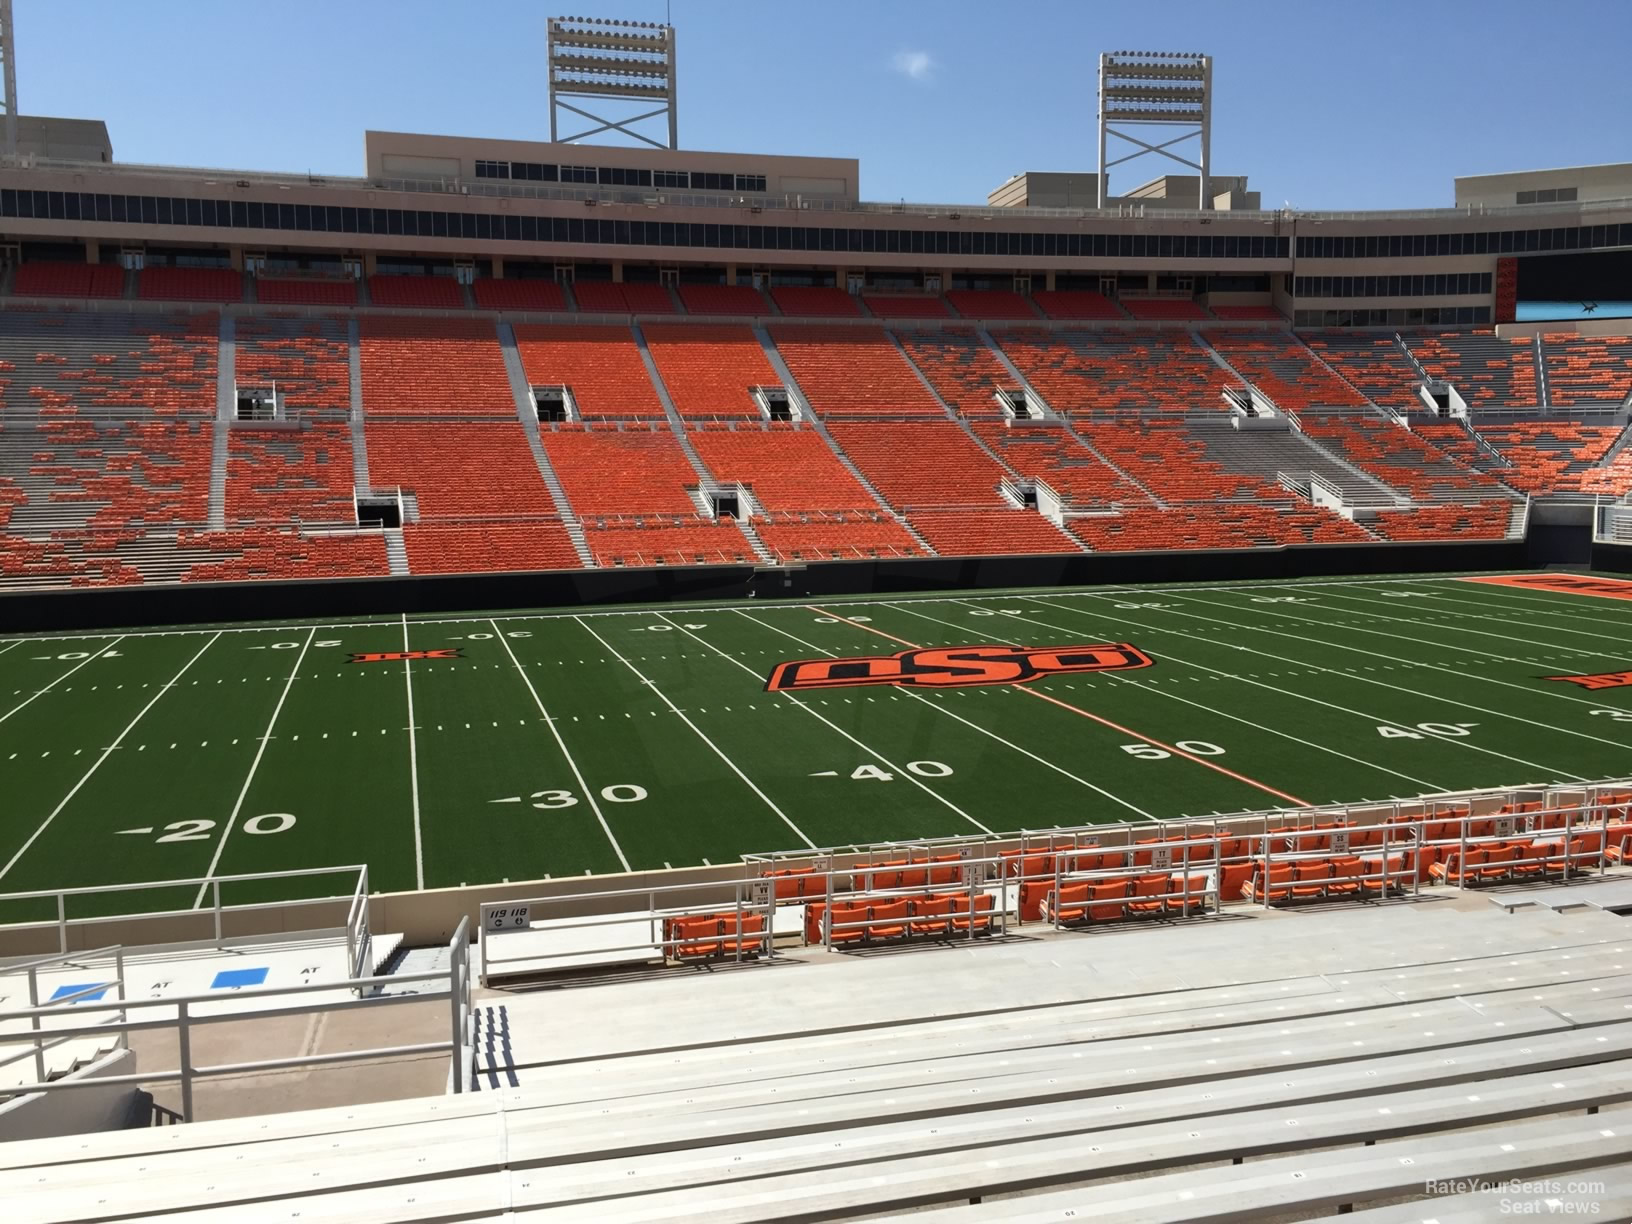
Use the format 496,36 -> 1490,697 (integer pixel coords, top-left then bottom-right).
498,322 -> 594,567
209,313 -> 234,530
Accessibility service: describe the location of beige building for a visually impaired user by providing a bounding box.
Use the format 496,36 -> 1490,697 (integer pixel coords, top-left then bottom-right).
1455,163 -> 1632,209
989,172 -> 1259,212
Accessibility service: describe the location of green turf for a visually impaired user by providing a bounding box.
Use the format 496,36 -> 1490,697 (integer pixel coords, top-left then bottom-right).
3,570 -> 1631,921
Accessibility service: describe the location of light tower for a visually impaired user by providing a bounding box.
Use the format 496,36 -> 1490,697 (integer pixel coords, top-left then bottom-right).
547,16 -> 678,150
0,0 -> 16,157
1097,50 -> 1212,210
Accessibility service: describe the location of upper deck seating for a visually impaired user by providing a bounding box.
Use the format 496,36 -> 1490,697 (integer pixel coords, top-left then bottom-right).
1032,290 -> 1125,321
945,290 -> 1038,320
1121,298 -> 1211,321
688,422 -> 875,511
571,282 -> 680,314
768,287 -> 861,317
358,316 -> 512,416
1407,331 -> 1537,409
513,324 -> 664,419
366,421 -> 557,518
13,262 -> 124,299
0,308 -> 218,416
996,329 -> 1232,415
862,295 -> 953,318
1542,333 -> 1632,406
676,284 -> 771,316
770,325 -> 944,417
1300,333 -> 1423,413
895,327 -> 1014,417
540,424 -> 702,515
644,323 -> 777,419
1205,332 -> 1371,410
971,421 -> 1152,507
255,277 -> 359,307
403,521 -> 581,574
471,279 -> 568,312
138,267 -> 244,303
827,421 -> 1009,508
365,275 -> 465,309
1209,305 -> 1285,321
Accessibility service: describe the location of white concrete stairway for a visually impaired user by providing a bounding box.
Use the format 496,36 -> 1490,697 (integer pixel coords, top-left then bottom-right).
496,321 -> 594,568
1286,417 -> 1413,506
751,325 -> 935,556
382,528 -> 409,574
346,317 -> 372,491
1534,334 -> 1552,410
208,313 -> 234,530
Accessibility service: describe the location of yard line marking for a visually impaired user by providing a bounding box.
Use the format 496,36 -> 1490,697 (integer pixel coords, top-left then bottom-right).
739,610 -> 1153,819
1174,587 -> 1632,738
887,603 -> 1446,795
1034,595 -> 1588,780
575,615 -> 815,850
660,611 -> 995,835
1381,583 -> 1632,639
1423,578 -> 1632,624
0,634 -> 221,884
193,627 -> 317,908
493,619 -> 633,870
402,614 -> 425,891
851,602 -> 1316,807
0,636 -> 128,729
0,641 -> 18,659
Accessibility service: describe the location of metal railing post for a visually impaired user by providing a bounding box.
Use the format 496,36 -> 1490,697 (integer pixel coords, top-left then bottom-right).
449,933 -> 465,1095
55,892 -> 67,955
212,879 -> 222,944
177,1001 -> 194,1123
28,967 -> 44,1084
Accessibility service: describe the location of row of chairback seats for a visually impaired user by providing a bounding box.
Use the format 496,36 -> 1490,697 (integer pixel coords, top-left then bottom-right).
661,911 -> 768,962
762,855 -> 970,900
1038,873 -> 1211,925
1425,835 -> 1613,887
803,893 -> 996,945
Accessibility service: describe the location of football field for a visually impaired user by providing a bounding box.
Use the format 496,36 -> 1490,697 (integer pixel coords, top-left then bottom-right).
2,571 -> 1631,922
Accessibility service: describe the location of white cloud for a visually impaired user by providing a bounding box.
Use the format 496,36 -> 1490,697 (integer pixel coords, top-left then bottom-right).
891,49 -> 936,83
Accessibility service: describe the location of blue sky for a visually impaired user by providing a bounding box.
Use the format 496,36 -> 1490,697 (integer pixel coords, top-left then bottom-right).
19,0 -> 1632,210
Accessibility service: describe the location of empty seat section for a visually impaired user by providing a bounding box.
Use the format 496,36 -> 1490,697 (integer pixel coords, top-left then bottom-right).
1369,501 -> 1513,541
358,316 -> 511,416
1074,419 -> 1282,502
137,267 -> 244,303
367,421 -> 556,518
996,329 -> 1232,414
827,421 -> 1008,507
226,424 -> 355,526
1069,505 -> 1371,551
1209,305 -> 1285,321
25,418 -> 213,528
403,522 -> 581,574
233,315 -> 351,417
908,509 -> 1082,555
540,425 -> 700,515
1032,290 -> 1125,321
770,325 -> 942,416
0,309 -> 218,415
1205,332 -> 1370,410
755,511 -> 920,560
571,281 -> 679,314
470,279 -> 567,312
255,277 -> 359,307
178,528 -> 390,582
971,421 -> 1151,507
688,423 -> 874,510
769,287 -> 861,317
585,518 -> 752,566
1474,421 -> 1622,494
945,290 -> 1037,320
644,323 -> 777,419
1412,422 -> 1490,470
512,324 -> 663,419
895,327 -> 1013,417
1299,416 -> 1510,500
366,275 -> 465,309
676,284 -> 770,315
1120,298 -> 1211,321
861,295 -> 952,318
13,262 -> 124,299
1300,333 -> 1424,413
1407,331 -> 1537,408
1543,333 -> 1632,405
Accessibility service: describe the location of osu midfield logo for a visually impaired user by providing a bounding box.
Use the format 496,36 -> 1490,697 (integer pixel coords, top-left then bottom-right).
348,648 -> 465,664
764,643 -> 1153,692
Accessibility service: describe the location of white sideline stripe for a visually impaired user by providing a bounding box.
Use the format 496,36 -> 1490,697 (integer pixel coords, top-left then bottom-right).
656,613 -> 995,836
738,610 -> 1154,820
1411,584 -> 1632,632
888,603 -> 1447,797
1296,584 -> 1632,661
0,640 -> 19,658
495,618 -> 633,871
1025,595 -> 1587,783
0,633 -> 221,884
573,615 -> 813,852
0,575 -> 1516,644
1175,586 -> 1632,740
1431,577 -> 1632,622
192,627 -> 317,908
0,636 -> 128,728
403,614 -> 425,891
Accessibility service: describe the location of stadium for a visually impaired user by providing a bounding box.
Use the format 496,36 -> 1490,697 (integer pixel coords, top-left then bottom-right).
3,5 -> 1632,1219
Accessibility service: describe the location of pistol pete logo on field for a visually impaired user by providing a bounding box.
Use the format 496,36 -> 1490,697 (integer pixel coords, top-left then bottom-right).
764,643 -> 1154,693
1547,668 -> 1632,691
348,648 -> 465,664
